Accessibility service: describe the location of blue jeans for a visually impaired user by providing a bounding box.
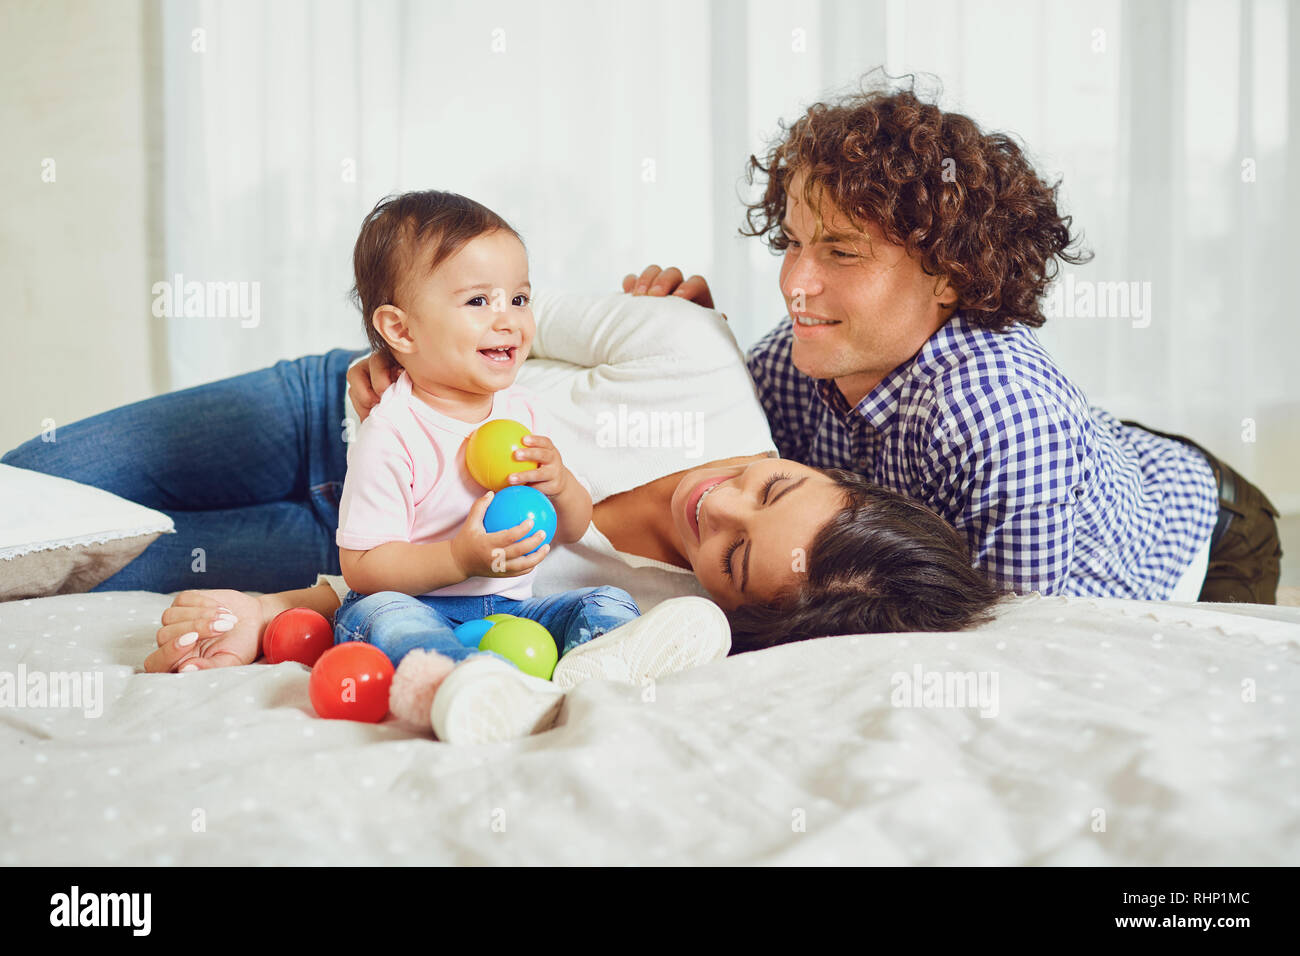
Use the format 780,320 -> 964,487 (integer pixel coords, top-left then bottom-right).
1,348 -> 363,593
333,586 -> 641,669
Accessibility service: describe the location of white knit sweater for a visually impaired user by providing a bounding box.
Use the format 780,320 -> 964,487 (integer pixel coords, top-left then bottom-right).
318,291 -> 779,612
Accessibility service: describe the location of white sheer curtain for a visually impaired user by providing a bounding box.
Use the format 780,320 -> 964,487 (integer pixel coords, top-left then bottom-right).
161,0 -> 1298,510
160,0 -> 715,376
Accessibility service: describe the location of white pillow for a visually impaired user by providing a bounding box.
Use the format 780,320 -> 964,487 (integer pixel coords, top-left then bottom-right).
0,464 -> 174,600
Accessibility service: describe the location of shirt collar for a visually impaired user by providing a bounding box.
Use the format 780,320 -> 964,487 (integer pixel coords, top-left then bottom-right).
399,369 -> 505,436
814,313 -> 973,431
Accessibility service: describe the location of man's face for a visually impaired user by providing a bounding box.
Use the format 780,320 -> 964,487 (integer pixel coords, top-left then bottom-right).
778,170 -> 957,405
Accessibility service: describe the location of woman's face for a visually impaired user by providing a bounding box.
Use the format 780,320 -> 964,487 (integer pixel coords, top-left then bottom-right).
669,457 -> 845,610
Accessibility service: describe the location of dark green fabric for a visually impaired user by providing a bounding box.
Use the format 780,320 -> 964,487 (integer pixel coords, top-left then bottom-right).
1121,420 -> 1282,605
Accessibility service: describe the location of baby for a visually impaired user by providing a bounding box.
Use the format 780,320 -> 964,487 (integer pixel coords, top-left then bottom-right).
335,189 -> 641,739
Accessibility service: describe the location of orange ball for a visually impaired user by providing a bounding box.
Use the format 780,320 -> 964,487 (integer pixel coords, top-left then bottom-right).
309,643 -> 393,723
263,607 -> 334,666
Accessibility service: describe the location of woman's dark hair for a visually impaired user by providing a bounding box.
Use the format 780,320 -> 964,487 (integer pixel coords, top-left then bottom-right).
351,190 -> 522,363
741,71 -> 1092,331
726,469 -> 1005,653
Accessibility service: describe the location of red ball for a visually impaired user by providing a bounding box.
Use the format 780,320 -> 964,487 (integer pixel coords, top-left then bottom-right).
263,607 -> 335,667
309,643 -> 394,723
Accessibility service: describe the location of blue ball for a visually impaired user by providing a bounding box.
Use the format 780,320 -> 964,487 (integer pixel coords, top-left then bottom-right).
483,485 -> 557,555
452,619 -> 495,648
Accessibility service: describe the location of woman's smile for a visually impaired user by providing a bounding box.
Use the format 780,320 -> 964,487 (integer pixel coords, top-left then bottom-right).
684,474 -> 729,540
669,458 -> 846,609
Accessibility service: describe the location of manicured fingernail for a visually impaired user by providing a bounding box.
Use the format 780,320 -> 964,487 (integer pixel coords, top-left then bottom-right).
212,618 -> 234,632
179,663 -> 198,672
177,631 -> 199,647
217,606 -> 232,614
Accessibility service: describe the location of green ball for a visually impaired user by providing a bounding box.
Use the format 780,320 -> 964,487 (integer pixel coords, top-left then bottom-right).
478,618 -> 558,680
484,613 -> 517,623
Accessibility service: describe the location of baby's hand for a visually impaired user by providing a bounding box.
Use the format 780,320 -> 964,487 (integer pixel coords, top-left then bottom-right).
144,588 -> 267,672
505,434 -> 571,498
450,491 -> 551,578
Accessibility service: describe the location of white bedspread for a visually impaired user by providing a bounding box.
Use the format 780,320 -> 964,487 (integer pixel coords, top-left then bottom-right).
1,591 -> 1296,865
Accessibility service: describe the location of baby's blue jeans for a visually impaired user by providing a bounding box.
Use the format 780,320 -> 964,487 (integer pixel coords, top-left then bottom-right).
333,586 -> 640,670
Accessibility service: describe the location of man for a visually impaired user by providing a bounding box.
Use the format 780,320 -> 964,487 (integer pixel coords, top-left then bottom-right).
623,85 -> 1281,603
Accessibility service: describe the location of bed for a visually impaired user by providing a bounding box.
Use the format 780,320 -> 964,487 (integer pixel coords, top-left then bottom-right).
2,588 -> 1296,865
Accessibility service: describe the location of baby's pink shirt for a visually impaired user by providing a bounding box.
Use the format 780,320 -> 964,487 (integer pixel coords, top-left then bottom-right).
336,370 -> 552,599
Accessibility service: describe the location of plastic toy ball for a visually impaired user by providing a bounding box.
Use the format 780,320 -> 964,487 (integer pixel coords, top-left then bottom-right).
483,485 -> 556,555
466,418 -> 537,491
309,643 -> 394,722
452,618 -> 495,648
484,613 -> 517,623
479,617 -> 559,680
263,607 -> 334,667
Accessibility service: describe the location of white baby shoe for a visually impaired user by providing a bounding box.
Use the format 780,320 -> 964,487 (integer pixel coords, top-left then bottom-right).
550,596 -> 731,690
430,654 -> 566,745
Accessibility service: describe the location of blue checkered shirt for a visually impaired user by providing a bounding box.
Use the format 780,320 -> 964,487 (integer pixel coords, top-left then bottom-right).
746,315 -> 1220,598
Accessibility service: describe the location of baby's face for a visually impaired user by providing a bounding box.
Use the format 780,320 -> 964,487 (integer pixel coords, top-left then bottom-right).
399,230 -> 533,396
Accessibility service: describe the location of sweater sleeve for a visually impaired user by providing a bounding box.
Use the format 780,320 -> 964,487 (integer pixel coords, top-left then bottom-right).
519,291 -> 778,504
531,290 -> 742,370
315,573 -> 350,608
341,350 -> 371,444
745,322 -> 809,462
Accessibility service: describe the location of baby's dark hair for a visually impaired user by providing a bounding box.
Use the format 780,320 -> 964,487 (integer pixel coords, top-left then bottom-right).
351,190 -> 522,363
726,469 -> 1005,652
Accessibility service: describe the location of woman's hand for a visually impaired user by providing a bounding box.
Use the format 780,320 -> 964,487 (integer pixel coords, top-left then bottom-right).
347,351 -> 402,423
621,265 -> 717,311
450,492 -> 551,579
145,588 -> 268,673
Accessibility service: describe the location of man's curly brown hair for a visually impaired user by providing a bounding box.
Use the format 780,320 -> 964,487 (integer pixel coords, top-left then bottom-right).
742,75 -> 1092,330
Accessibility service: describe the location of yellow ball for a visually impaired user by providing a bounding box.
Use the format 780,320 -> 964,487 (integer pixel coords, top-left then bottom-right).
465,419 -> 537,491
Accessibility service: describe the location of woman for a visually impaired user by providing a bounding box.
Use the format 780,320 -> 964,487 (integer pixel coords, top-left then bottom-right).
4,291 -> 1001,677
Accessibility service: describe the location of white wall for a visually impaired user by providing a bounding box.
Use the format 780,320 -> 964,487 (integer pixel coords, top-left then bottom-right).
0,0 -> 161,454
